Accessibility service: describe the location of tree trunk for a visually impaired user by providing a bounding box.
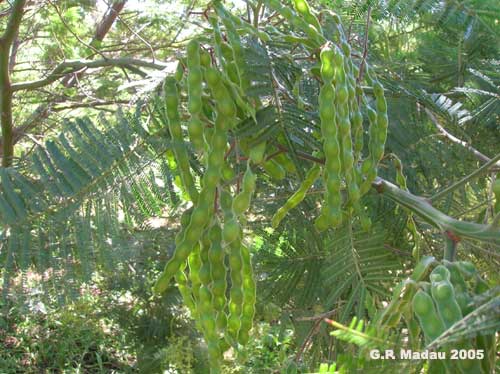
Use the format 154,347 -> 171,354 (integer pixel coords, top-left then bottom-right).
0,0 -> 26,167
0,43 -> 14,166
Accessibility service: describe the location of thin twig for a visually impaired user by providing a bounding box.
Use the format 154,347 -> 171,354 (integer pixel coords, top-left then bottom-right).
430,153 -> 500,202
295,317 -> 323,362
295,307 -> 339,322
426,108 -> 500,170
357,6 -> 372,84
264,148 -> 285,162
47,0 -> 107,60
103,0 -> 156,62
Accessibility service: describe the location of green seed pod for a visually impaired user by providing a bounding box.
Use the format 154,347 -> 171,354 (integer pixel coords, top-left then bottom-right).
213,2 -> 248,90
198,292 -> 223,374
187,117 -> 204,151
379,279 -> 416,327
227,240 -> 244,341
188,243 -> 202,302
333,47 -> 360,209
411,256 -> 438,282
430,278 -> 462,328
199,229 -> 212,286
221,163 -> 236,181
262,159 -> 286,180
200,49 -> 212,67
412,290 -> 445,342
223,217 -> 240,244
407,317 -> 420,349
455,261 -> 477,280
163,77 -> 199,203
220,42 -> 233,63
274,153 -> 297,174
442,260 -> 472,314
204,69 -> 237,130
232,193 -> 250,216
266,0 -> 324,47
242,164 -> 256,192
319,44 -> 343,227
174,61 -> 184,82
493,176 -> 500,213
154,206 -> 207,294
226,61 -> 239,84
186,40 -> 205,152
219,189 -> 233,213
156,56 -> 233,302
320,47 -> 335,81
272,164 -> 320,228
205,66 -> 220,87
351,109 -> 364,161
249,141 -> 267,164
389,155 -> 404,187
293,0 -> 322,32
314,211 -> 329,232
385,311 -> 402,327
175,263 -> 196,314
429,265 -> 450,283
208,222 -> 227,332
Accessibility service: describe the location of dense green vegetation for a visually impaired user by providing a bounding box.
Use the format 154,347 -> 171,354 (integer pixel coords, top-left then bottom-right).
0,0 -> 498,373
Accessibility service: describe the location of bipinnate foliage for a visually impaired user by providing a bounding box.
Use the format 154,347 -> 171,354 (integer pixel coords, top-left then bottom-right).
0,0 -> 498,371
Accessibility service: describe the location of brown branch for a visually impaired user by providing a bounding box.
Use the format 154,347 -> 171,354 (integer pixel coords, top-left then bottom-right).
0,0 -> 25,44
357,6 -> 372,84
93,1 -> 127,45
52,99 -> 129,111
11,58 -> 168,91
294,307 -> 339,322
0,0 -> 26,166
8,30 -> 20,72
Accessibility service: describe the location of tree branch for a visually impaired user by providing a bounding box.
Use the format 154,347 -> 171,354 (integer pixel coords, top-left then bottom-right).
0,0 -> 25,44
0,0 -> 26,166
431,152 -> 500,203
92,0 -> 127,46
357,6 -> 372,84
426,108 -> 500,170
52,99 -> 129,111
273,144 -> 500,244
373,177 -> 500,243
11,58 -> 168,91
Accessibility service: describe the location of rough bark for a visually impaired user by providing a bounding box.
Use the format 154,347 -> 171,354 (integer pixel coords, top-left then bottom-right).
0,0 -> 26,166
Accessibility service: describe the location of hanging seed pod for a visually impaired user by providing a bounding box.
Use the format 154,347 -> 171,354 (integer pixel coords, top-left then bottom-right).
232,162 -> 256,216
272,164 -> 320,228
238,244 -> 256,345
317,44 -> 342,228
186,40 -> 205,152
163,77 -> 199,203
208,222 -> 228,331
412,290 -> 445,343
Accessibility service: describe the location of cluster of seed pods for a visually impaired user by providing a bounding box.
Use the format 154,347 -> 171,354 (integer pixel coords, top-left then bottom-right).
154,0 -> 394,371
154,35 -> 258,372
265,0 -> 389,231
379,256 -> 494,373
